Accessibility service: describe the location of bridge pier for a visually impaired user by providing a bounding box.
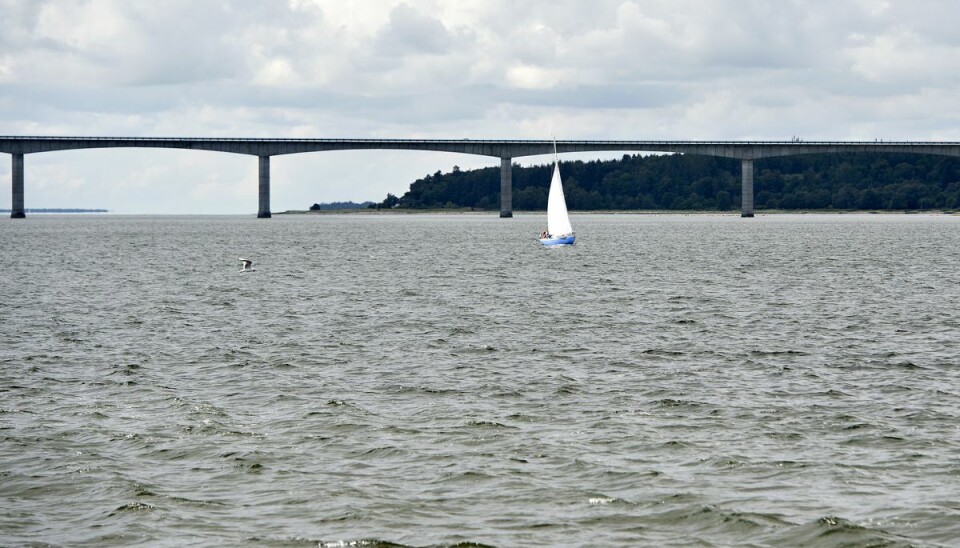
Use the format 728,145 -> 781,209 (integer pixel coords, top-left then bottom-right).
741,159 -> 754,218
11,153 -> 25,218
500,157 -> 512,218
258,155 -> 271,218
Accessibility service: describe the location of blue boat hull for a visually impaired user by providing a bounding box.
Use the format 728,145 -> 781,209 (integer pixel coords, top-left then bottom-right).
539,235 -> 575,246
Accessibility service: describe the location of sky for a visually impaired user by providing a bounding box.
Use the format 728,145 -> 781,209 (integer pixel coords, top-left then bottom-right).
2,0 -> 960,214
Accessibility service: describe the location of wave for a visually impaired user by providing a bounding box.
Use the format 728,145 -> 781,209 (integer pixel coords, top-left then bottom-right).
762,515 -> 914,547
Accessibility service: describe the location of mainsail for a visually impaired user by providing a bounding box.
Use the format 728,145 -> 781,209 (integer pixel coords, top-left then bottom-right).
546,162 -> 573,237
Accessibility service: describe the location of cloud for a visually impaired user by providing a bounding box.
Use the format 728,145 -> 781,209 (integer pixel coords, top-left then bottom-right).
847,28 -> 960,85
2,0 -> 960,212
375,3 -> 455,55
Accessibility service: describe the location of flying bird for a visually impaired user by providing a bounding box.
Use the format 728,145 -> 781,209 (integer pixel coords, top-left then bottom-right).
239,257 -> 253,272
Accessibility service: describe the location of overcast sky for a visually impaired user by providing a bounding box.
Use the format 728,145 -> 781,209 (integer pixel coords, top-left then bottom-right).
2,0 -> 960,213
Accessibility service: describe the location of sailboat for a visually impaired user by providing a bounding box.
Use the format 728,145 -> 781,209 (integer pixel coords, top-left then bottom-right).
538,142 -> 575,246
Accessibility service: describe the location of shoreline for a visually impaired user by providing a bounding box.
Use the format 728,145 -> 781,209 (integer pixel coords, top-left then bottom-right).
277,208 -> 959,216
9,209 -> 956,217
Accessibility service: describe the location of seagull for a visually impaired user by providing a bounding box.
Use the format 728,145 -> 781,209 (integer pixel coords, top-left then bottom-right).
239,257 -> 254,272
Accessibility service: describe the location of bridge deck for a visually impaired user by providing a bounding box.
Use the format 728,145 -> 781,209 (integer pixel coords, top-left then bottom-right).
2,137 -> 959,160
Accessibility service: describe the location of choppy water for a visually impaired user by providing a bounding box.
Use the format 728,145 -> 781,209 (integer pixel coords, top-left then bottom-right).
2,213 -> 960,547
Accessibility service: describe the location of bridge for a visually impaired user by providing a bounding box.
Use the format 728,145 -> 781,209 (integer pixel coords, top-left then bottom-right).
3,136 -> 960,218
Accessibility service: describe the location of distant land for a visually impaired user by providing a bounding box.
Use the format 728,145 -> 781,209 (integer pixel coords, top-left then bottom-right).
308,201 -> 375,211
367,152 -> 960,212
1,208 -> 108,213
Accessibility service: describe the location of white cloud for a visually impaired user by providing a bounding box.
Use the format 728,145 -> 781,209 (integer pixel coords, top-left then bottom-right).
506,65 -> 564,90
847,28 -> 959,85
253,57 -> 298,87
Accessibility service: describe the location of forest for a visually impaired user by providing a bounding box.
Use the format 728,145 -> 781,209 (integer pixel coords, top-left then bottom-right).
375,152 -> 960,211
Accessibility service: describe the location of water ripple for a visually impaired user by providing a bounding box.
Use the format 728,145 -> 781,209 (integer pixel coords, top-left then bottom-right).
1,214 -> 959,546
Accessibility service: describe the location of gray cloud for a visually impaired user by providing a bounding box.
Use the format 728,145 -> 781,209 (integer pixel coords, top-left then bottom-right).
375,3 -> 456,55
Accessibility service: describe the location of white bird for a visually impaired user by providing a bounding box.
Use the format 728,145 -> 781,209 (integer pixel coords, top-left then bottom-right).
239,257 -> 254,272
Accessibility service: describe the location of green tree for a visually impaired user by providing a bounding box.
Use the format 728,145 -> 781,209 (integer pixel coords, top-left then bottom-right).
374,152 -> 960,212
380,193 -> 400,209
716,190 -> 732,211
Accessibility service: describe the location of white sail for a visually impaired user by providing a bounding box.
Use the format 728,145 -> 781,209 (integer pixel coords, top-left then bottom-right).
546,162 -> 573,237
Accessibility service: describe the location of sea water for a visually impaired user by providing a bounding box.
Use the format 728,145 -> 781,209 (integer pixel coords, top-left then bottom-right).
1,213 -> 959,546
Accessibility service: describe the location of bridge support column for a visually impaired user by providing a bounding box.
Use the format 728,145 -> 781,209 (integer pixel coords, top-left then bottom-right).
11,153 -> 25,218
741,159 -> 754,218
258,155 -> 271,218
500,157 -> 512,218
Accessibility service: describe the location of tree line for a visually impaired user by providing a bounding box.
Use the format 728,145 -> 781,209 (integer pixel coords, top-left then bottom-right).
376,152 -> 960,211
310,201 -> 374,210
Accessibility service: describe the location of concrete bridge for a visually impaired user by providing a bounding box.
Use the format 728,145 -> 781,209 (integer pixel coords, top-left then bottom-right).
3,136 -> 960,218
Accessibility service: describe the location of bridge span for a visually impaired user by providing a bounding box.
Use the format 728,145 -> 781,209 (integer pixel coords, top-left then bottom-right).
3,136 -> 960,218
